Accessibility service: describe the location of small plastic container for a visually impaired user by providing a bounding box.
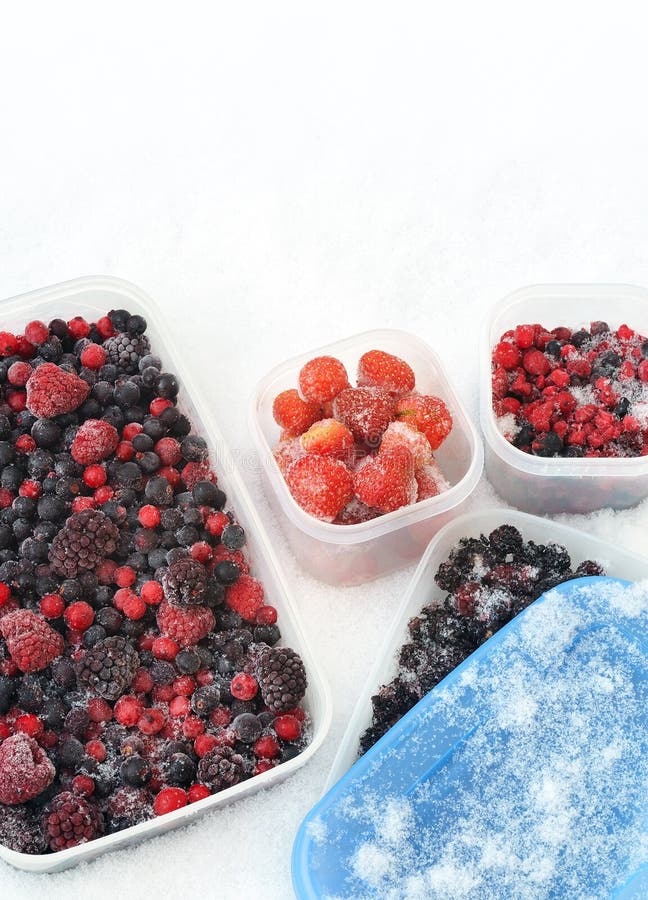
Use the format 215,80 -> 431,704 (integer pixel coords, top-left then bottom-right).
325,507 -> 648,790
481,283 -> 648,514
250,329 -> 483,585
0,276 -> 332,873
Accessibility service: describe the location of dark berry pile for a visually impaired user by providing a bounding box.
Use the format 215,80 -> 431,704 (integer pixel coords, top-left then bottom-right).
0,309 -> 308,854
492,320 -> 648,457
359,525 -> 604,754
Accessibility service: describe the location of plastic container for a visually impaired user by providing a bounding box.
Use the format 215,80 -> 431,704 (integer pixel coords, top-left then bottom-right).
250,329 -> 483,585
294,575 -> 648,898
325,508 -> 648,790
481,283 -> 648,514
0,276 -> 332,873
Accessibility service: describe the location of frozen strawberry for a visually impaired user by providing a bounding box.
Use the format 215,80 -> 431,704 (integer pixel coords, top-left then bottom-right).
394,393 -> 452,450
298,356 -> 350,404
379,421 -> 433,470
285,456 -> 353,521
332,387 -> 394,446
272,437 -> 306,476
156,602 -> 215,648
0,733 -> 55,804
272,389 -> 321,434
0,609 -> 64,672
300,418 -> 355,460
353,446 -> 416,513
415,460 -> 451,500
71,419 -> 119,465
334,497 -> 379,525
225,575 -> 265,622
357,350 -> 415,397
25,362 -> 90,418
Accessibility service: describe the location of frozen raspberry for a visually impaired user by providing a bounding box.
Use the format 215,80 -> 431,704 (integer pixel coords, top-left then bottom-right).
225,575 -> 265,622
49,508 -> 120,577
0,732 -> 55,804
76,636 -> 140,701
0,609 -> 64,673
272,436 -> 306,476
332,386 -> 394,445
42,791 -> 104,850
285,455 -> 353,521
162,557 -> 208,608
197,745 -> 245,792
416,461 -> 451,500
300,418 -> 355,460
353,446 -> 417,513
394,393 -> 452,450
298,356 -> 350,404
379,420 -> 433,469
156,602 -> 215,647
25,362 -> 90,418
357,350 -> 415,397
71,419 -> 119,464
272,389 -> 321,434
492,341 -> 521,370
256,646 -> 307,712
0,804 -> 47,854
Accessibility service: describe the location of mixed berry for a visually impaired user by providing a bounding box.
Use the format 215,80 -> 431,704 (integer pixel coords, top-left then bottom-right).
272,350 -> 453,523
359,525 -> 604,754
0,309 -> 308,855
492,320 -> 648,457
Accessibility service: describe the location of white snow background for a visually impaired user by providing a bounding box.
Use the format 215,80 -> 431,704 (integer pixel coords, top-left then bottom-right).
2,2 -> 648,897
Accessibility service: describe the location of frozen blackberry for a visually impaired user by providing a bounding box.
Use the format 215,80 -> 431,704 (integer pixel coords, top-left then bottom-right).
42,791 -> 104,850
76,635 -> 140,701
197,745 -> 245,792
529,541 -> 571,574
162,557 -> 208,607
0,804 -> 47,854
488,524 -> 524,559
575,559 -> 605,577
104,332 -> 151,374
49,508 -> 120,578
257,646 -> 307,713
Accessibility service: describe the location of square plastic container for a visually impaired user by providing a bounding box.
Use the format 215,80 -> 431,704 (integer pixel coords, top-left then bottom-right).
250,329 -> 483,585
481,283 -> 648,515
324,508 -> 648,790
0,276 -> 332,873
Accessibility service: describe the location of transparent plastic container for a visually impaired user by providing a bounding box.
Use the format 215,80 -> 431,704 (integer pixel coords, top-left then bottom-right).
0,276 -> 332,873
325,508 -> 648,790
481,283 -> 648,514
250,329 -> 483,585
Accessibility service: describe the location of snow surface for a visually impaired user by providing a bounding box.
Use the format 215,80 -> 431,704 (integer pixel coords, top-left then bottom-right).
3,3 -> 648,897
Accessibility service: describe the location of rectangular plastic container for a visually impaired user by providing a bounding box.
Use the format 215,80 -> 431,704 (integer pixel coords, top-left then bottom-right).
481,283 -> 648,514
0,276 -> 332,873
250,329 -> 483,585
325,508 -> 648,790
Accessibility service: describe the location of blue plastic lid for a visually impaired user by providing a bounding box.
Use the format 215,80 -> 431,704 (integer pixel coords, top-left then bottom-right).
293,577 -> 648,899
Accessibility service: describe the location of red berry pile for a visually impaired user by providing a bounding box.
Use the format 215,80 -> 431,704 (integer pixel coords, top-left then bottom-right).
0,309 -> 309,856
272,350 -> 453,523
492,320 -> 648,457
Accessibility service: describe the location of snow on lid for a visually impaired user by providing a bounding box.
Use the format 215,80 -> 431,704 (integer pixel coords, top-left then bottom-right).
332,579 -> 648,899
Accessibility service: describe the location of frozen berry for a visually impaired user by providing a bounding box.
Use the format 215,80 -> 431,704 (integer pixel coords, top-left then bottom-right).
285,455 -> 353,521
353,446 -> 417,513
394,394 -> 452,450
332,386 -> 394,446
357,350 -> 415,396
298,356 -> 350,404
272,389 -> 321,435
25,363 -> 90,418
300,418 -> 355,461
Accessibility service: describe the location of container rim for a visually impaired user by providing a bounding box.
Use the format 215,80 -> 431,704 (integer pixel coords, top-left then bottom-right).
0,275 -> 333,872
480,282 -> 648,477
250,327 -> 484,546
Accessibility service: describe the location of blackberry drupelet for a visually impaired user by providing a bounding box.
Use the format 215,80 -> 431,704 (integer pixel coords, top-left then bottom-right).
49,508 -> 120,577
257,646 -> 307,713
76,635 -> 139,701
